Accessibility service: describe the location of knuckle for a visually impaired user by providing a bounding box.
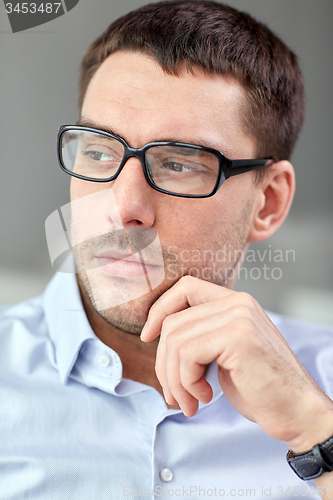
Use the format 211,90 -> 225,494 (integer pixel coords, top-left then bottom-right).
236,291 -> 258,308
230,317 -> 258,342
230,303 -> 255,320
165,329 -> 181,347
161,314 -> 175,332
179,340 -> 194,360
179,274 -> 198,288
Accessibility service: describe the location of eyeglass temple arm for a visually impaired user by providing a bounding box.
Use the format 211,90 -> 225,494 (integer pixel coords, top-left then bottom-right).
228,159 -> 274,177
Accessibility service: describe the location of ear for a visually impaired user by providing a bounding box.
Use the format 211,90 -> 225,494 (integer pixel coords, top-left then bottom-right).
248,160 -> 295,242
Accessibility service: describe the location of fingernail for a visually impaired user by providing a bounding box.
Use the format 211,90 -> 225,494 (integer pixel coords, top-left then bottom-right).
163,388 -> 170,405
140,321 -> 148,340
180,405 -> 189,417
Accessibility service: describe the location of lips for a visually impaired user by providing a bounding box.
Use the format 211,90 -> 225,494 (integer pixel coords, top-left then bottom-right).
94,250 -> 162,279
97,250 -> 139,263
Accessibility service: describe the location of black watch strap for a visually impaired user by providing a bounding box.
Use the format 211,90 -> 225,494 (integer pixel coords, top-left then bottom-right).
287,435 -> 333,480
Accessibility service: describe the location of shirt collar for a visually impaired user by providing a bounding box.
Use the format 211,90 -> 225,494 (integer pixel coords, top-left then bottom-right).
43,257 -> 223,405
43,258 -> 96,384
43,260 -> 151,395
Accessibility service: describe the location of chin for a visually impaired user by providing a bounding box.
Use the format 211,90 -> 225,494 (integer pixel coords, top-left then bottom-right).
78,272 -> 173,335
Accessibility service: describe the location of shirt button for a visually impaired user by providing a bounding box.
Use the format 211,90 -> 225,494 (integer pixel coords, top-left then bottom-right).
160,467 -> 173,482
97,353 -> 111,367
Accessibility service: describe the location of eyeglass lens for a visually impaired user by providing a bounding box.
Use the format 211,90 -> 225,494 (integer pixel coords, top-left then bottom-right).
60,130 -> 220,195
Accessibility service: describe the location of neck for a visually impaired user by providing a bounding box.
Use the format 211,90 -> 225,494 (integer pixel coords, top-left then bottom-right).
78,281 -> 179,407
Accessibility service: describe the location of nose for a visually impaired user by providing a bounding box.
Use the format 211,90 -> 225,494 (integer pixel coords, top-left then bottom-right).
105,157 -> 156,227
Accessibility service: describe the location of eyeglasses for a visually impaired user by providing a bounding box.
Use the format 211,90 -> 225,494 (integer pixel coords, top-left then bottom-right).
57,125 -> 272,198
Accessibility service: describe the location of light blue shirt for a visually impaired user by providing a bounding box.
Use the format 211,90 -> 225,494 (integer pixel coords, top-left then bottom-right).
1,269 -> 333,499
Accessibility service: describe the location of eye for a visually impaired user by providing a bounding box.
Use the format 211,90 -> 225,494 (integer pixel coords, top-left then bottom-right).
82,150 -> 115,162
163,161 -> 196,172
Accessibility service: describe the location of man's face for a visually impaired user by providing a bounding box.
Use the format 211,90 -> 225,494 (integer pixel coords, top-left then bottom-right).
70,50 -> 260,334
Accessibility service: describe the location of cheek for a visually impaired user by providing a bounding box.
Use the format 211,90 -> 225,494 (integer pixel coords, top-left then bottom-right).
69,180 -> 118,243
70,178 -> 87,201
70,178 -> 108,201
216,174 -> 257,215
159,176 -> 256,246
156,197 -> 226,248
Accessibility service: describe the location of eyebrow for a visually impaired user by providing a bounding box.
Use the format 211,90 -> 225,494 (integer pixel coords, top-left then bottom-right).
76,118 -> 120,137
76,116 -> 232,157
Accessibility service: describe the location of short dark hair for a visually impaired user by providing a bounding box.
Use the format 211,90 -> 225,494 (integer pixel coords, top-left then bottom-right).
79,0 -> 306,165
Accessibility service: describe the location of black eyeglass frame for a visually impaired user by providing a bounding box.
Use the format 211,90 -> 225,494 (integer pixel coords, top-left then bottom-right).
57,125 -> 273,199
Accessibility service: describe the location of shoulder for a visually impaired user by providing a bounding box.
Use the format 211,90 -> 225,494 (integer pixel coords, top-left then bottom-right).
0,295 -> 46,337
0,295 -> 53,373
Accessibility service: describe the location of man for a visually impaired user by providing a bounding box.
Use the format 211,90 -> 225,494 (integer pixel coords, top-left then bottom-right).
1,1 -> 333,498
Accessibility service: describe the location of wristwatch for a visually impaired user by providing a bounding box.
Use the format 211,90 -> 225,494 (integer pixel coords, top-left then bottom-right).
287,435 -> 333,480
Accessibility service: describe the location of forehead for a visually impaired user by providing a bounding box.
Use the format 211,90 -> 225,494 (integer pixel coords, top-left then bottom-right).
81,50 -> 255,158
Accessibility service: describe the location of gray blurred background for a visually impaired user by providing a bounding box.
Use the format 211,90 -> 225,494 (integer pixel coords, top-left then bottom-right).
1,0 -> 332,324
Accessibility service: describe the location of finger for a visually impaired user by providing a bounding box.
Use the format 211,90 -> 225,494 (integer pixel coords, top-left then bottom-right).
156,323 -> 199,409
141,275 -> 235,342
172,322 -> 255,414
161,302 -> 259,346
155,330 -> 178,405
155,304 -> 261,412
156,331 -> 199,412
155,309 -> 238,407
179,355 -> 213,406
169,329 -> 223,416
147,298 -> 244,342
166,352 -> 200,416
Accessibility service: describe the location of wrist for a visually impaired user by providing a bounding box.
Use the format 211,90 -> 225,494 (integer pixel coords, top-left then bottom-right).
287,435 -> 333,481
285,394 -> 333,454
285,394 -> 333,481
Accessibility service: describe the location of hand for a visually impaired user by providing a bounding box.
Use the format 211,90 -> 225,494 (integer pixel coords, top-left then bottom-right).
141,276 -> 333,454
